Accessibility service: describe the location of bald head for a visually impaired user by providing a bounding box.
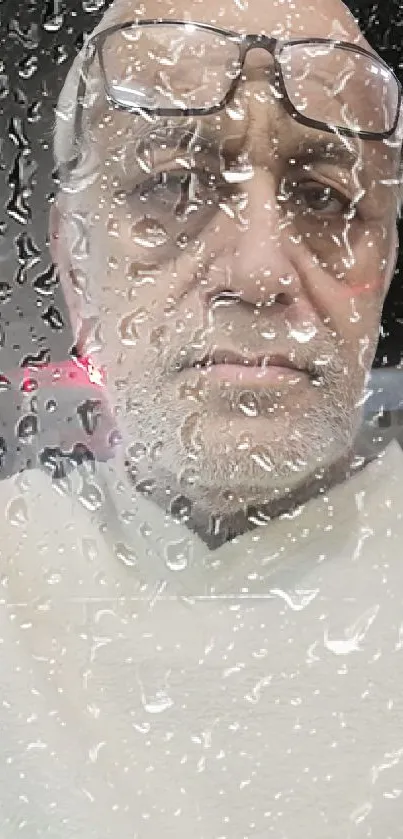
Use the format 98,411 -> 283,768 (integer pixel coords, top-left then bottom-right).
54,0 -> 382,169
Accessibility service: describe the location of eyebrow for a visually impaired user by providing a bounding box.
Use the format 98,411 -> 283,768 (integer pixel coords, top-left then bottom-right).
290,137 -> 361,171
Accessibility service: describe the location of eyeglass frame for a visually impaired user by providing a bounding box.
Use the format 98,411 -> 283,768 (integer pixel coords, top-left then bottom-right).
72,18 -> 402,162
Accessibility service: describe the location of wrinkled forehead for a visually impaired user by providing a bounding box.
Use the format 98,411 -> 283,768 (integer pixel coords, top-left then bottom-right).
77,41 -> 399,179
102,0 -> 366,43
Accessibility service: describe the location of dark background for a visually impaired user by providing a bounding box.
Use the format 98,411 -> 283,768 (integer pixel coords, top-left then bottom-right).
0,0 -> 402,375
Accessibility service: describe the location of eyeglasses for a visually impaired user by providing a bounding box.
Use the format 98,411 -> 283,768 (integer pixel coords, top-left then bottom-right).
72,18 -> 401,162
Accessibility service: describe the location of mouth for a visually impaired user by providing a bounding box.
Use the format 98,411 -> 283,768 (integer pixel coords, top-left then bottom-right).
193,349 -> 305,372
188,348 -> 309,387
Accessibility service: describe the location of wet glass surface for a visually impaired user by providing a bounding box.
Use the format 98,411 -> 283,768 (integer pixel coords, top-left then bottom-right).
0,1 -> 403,836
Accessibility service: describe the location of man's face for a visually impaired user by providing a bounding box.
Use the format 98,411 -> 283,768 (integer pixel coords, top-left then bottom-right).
58,0 -> 401,514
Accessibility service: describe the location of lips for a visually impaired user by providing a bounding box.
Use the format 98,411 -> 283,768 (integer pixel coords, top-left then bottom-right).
194,349 -> 303,372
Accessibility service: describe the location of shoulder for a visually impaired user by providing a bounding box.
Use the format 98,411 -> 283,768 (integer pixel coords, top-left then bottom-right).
0,466 -> 97,563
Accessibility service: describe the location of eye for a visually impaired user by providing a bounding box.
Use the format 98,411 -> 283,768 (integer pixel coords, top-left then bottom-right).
285,180 -> 352,217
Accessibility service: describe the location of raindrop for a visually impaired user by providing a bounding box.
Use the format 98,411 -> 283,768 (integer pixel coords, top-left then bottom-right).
79,480 -> 104,512
170,495 -> 192,523
21,348 -> 50,367
131,217 -> 168,248
114,542 -> 137,567
324,605 -> 380,655
8,19 -> 39,49
0,324 -> 5,347
77,400 -> 103,436
135,478 -> 155,496
140,689 -> 174,715
0,285 -> 11,305
15,231 -> 41,268
118,311 -> 139,346
260,327 -> 276,340
81,538 -> 99,562
106,218 -> 119,237
126,260 -> 158,286
238,391 -> 259,417
0,74 -> 9,99
0,375 -> 11,393
21,377 -> 38,394
0,437 -> 8,470
225,98 -> 246,121
17,414 -> 38,443
7,155 -> 34,224
45,399 -> 57,413
8,118 -> 30,154
70,213 -> 90,260
149,326 -> 167,348
52,44 -> 69,65
45,570 -> 62,586
288,323 -> 317,343
127,441 -> 147,462
42,2 -> 64,32
175,232 -> 189,249
71,268 -> 91,302
18,54 -> 38,79
82,0 -> 106,11
42,305 -> 64,331
6,496 -> 28,526
33,264 -> 59,296
149,440 -> 163,461
27,101 -> 41,123
135,139 -> 153,174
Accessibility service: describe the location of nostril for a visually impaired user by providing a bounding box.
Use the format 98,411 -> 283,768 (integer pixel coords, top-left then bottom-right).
276,292 -> 291,305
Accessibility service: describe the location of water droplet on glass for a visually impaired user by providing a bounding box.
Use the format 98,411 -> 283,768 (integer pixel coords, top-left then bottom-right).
114,542 -> 137,567
82,538 -> 99,562
324,605 -> 380,655
118,311 -> 139,346
131,217 -> 168,248
107,218 -> 119,238
6,496 -> 28,526
288,323 -> 317,343
141,689 -> 174,714
0,74 -> 9,99
77,399 -> 103,436
82,0 -> 106,11
42,8 -> 64,32
260,327 -> 276,340
150,326 -> 167,348
42,305 -> 64,331
135,139 -> 153,174
126,261 -> 158,286
170,495 -> 192,523
0,282 -> 12,304
238,391 -> 259,417
79,480 -> 103,512
164,539 -> 192,571
17,413 -> 38,443
18,54 -> 38,79
33,264 -> 59,296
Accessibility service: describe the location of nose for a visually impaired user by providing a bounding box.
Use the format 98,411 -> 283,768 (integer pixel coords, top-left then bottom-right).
204,167 -> 303,310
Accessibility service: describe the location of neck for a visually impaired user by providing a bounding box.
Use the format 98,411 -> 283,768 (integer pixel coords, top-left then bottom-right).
126,447 -> 371,551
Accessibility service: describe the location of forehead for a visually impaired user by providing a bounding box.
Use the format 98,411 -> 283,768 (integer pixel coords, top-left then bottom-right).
81,0 -> 399,182
109,0 -> 366,44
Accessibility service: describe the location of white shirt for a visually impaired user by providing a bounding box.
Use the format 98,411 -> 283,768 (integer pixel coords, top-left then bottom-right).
0,440 -> 402,838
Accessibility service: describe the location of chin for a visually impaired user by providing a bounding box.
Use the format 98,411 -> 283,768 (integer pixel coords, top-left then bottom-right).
175,406 -> 358,503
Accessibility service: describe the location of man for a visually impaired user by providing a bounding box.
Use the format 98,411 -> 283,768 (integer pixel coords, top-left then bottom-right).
0,0 -> 403,835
